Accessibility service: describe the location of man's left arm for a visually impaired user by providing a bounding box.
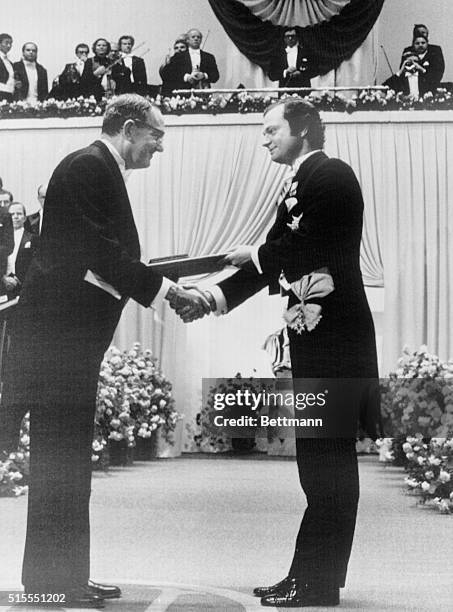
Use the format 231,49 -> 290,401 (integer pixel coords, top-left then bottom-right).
203,52 -> 219,84
134,57 -> 147,85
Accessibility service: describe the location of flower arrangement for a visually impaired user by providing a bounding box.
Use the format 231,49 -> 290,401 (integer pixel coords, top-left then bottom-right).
189,373 -> 272,453
95,343 -> 181,456
0,413 -> 29,497
2,88 -> 453,120
380,345 -> 453,439
402,436 -> 453,514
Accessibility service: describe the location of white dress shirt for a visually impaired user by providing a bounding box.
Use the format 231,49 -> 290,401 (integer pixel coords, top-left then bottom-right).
23,60 -> 39,104
7,227 -> 25,275
122,54 -> 134,82
284,45 -> 298,77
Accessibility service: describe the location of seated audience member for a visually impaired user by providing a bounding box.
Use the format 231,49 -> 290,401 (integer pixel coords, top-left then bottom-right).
399,24 -> 445,82
160,29 -> 219,95
2,202 -> 37,299
111,35 -> 147,95
13,42 -> 48,103
159,36 -> 188,96
81,38 -> 112,100
268,27 -> 316,91
25,183 -> 46,235
385,33 -> 443,96
0,33 -> 15,102
50,43 -> 89,99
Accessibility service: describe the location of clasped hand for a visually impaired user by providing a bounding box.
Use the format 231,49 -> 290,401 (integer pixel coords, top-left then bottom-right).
167,285 -> 211,323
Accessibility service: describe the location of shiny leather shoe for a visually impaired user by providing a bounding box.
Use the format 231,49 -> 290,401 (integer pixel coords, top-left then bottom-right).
261,582 -> 340,607
253,576 -> 295,598
87,580 -> 122,599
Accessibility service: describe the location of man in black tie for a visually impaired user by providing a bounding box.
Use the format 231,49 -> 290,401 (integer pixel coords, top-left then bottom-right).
25,183 -> 46,236
13,42 -> 48,103
0,94 -> 209,608
0,33 -> 15,102
268,27 -> 316,91
111,35 -> 147,95
180,98 -> 380,608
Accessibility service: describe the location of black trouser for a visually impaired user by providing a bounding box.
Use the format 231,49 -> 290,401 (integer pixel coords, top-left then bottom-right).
22,396 -> 97,591
288,438 -> 359,587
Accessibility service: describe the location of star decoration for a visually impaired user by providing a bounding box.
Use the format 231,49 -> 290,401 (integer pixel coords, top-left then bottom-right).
287,212 -> 303,231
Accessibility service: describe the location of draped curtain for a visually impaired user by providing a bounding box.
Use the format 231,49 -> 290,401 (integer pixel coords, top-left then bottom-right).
0,113 -> 451,451
208,0 -> 385,76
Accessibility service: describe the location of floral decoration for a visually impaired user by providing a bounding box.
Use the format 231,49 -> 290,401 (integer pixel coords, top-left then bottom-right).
2,88 -> 453,120
0,413 -> 29,497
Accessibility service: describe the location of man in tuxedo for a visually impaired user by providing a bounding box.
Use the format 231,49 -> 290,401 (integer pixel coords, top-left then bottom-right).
25,183 -> 46,236
0,203 -> 13,282
2,202 -> 37,298
268,27 -> 316,91
0,94 -> 209,608
161,28 -> 219,95
180,98 -> 380,608
0,33 -> 15,102
14,42 -> 48,103
399,23 -> 444,82
50,43 -> 89,100
159,36 -> 188,97
111,35 -> 148,95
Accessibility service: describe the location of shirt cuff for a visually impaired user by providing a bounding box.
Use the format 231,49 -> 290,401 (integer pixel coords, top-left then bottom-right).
184,74 -> 191,82
207,285 -> 228,316
150,276 -> 174,307
251,245 -> 264,274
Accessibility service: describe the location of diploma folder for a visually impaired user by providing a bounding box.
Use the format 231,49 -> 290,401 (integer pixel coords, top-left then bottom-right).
147,253 -> 227,280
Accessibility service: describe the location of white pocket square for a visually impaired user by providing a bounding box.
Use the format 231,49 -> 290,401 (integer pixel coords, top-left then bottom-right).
25,242 -> 31,249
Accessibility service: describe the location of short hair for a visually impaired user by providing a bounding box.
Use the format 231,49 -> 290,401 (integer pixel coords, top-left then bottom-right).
413,34 -> 428,44
0,189 -> 14,203
8,201 -> 26,215
102,94 -> 156,136
119,35 -> 135,47
264,97 -> 325,149
22,42 -> 37,53
187,29 -> 202,38
413,23 -> 428,37
75,43 -> 89,54
283,27 -> 298,36
37,183 -> 47,197
174,37 -> 188,47
92,38 -> 111,55
0,33 -> 12,44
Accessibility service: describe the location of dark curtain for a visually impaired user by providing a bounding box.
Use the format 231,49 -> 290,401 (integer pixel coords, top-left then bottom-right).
208,0 -> 385,76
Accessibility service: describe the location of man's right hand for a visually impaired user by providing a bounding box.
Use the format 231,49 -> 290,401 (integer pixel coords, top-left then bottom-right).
165,285 -> 211,322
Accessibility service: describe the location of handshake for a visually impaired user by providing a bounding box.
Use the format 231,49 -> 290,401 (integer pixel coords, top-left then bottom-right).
165,284 -> 216,323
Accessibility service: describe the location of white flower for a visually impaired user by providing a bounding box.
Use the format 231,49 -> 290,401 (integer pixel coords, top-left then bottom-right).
424,470 -> 434,480
428,456 -> 441,466
402,442 -> 412,453
421,481 -> 431,492
439,470 -> 451,483
417,456 -> 425,465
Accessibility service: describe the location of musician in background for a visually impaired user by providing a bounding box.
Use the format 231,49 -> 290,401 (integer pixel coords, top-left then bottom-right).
50,43 -> 89,100
385,32 -> 444,97
0,33 -> 15,102
268,27 -> 317,92
81,38 -> 112,100
159,35 -> 188,96
161,28 -> 219,95
111,35 -> 148,95
399,24 -> 444,83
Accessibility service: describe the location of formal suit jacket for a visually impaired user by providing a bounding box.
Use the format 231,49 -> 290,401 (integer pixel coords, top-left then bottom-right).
80,57 -> 107,100
25,210 -> 41,235
0,56 -> 14,100
48,62 -> 85,100
0,208 -> 13,277
111,56 -> 147,94
160,49 -> 219,95
4,140 -> 164,407
217,152 -> 380,437
13,60 -> 48,101
268,46 -> 317,88
398,44 -> 444,93
3,229 -> 37,298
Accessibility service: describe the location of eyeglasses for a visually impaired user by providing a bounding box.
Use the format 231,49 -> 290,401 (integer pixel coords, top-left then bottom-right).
132,119 -> 164,142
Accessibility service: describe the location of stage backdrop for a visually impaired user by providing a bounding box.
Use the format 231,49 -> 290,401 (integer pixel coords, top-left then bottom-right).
0,112 -> 451,451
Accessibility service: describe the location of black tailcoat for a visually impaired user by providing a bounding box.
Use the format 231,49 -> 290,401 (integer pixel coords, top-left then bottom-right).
218,151 -> 380,587
0,140 -> 164,590
13,60 -> 48,101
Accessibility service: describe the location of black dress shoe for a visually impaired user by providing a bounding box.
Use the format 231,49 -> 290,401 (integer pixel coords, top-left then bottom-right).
253,576 -> 295,598
87,580 -> 122,599
261,582 -> 340,607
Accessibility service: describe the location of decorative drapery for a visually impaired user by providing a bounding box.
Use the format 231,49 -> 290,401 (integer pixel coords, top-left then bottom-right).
238,0 -> 351,27
1,112 -> 451,451
208,0 -> 385,75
